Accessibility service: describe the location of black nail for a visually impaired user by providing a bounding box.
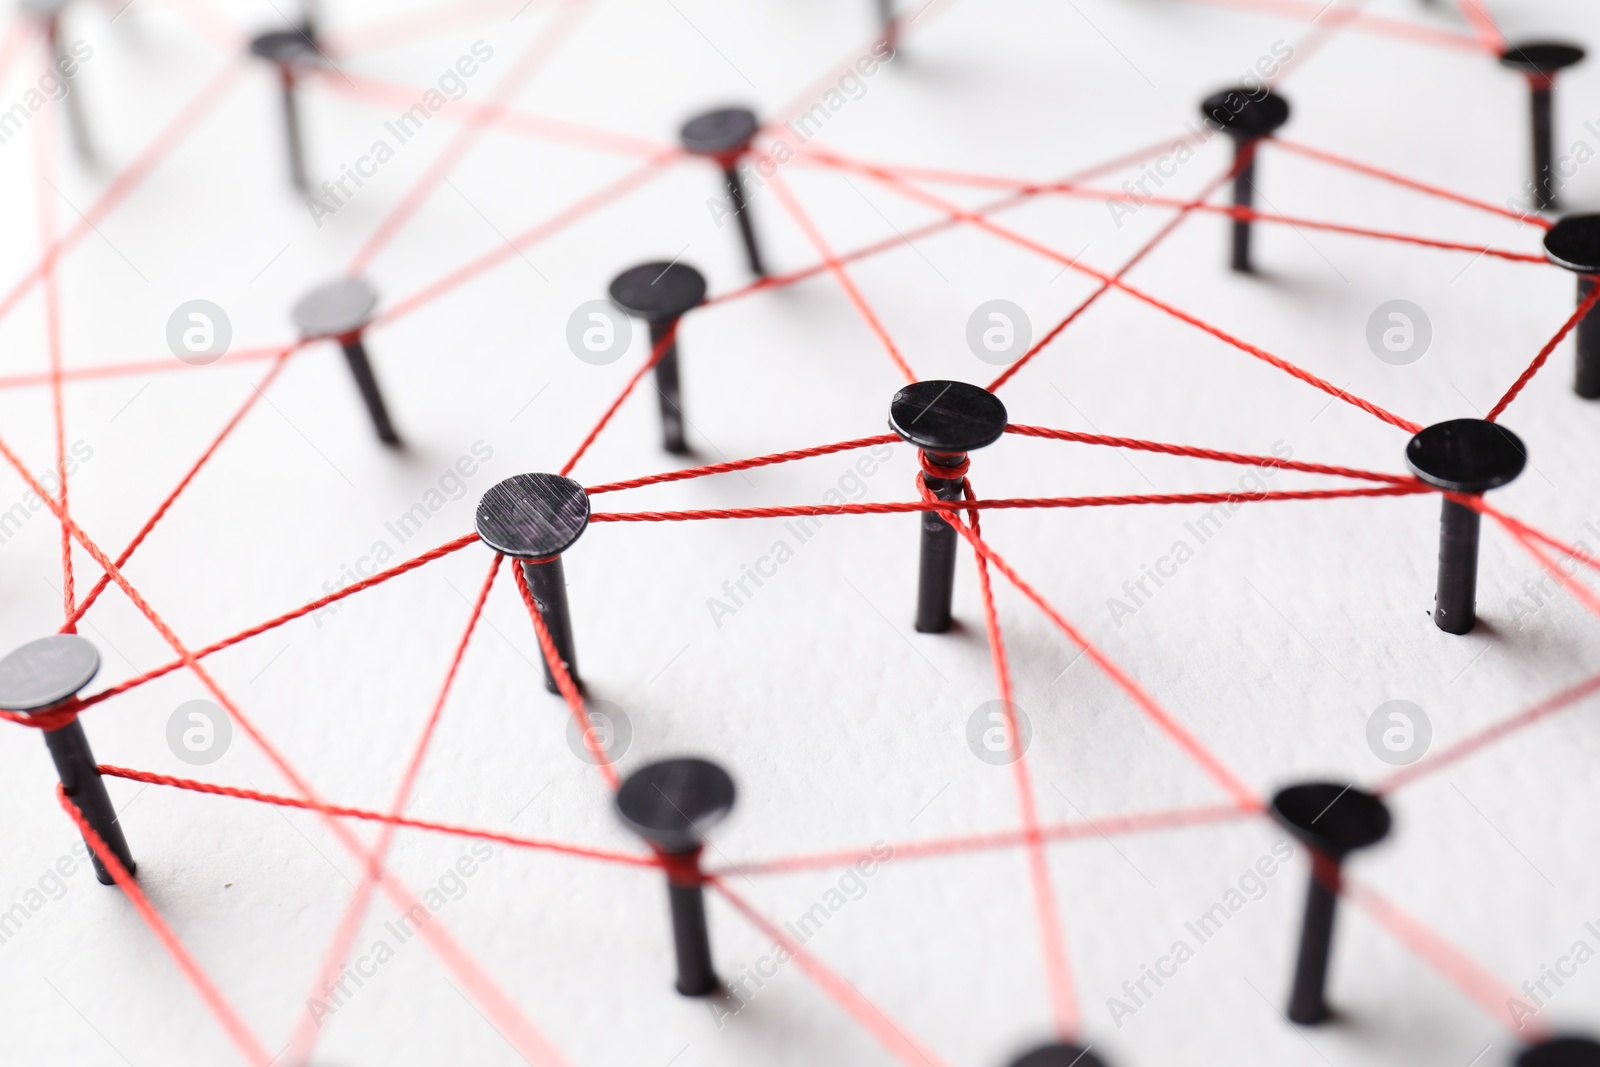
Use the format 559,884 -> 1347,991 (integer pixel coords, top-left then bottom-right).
476,474 -> 591,695
0,635 -> 137,886
616,758 -> 736,997
1500,43 -> 1586,212
609,263 -> 707,456
1542,215 -> 1600,398
1200,88 -> 1291,273
1271,783 -> 1391,1024
681,108 -> 766,276
292,277 -> 400,446
888,381 -> 1008,633
1405,419 -> 1527,635
250,29 -> 320,192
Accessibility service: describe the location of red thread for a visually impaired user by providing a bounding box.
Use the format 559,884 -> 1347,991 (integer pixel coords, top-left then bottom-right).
918,451 -> 970,481
654,847 -> 705,887
0,698 -> 81,732
1005,424 -> 1416,483
815,148 -> 1425,433
0,343 -> 299,392
989,158 -> 1246,390
0,433 -> 570,1066
587,434 -> 898,495
766,171 -> 918,383
1451,0 -> 1507,54
0,60 -> 247,330
10,5 -> 1586,1047
67,348 -> 299,627
31,91 -> 74,626
586,483 -> 1427,524
320,0 -> 558,57
705,132 -> 1203,314
73,533 -> 482,711
1486,280 -> 1600,421
345,0 -> 597,275
287,553 -> 503,1064
1345,880 -> 1541,1038
1379,667 -> 1600,794
511,559 -> 621,791
96,765 -> 655,868
319,69 -> 675,158
710,877 -> 955,1067
372,151 -> 679,331
561,320 -> 681,478
721,802 -> 1259,876
1162,0 -> 1481,52
944,471 -> 1079,1039
58,787 -> 275,1064
1272,137 -> 1545,226
941,504 -> 1260,808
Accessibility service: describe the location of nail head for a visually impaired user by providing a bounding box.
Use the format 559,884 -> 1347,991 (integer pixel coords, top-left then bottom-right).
888,380 -> 1009,453
0,634 -> 101,713
1270,783 -> 1391,857
608,263 -> 707,323
292,277 -> 378,338
680,107 -> 759,157
1405,419 -> 1527,494
1200,87 -> 1291,138
616,757 -> 736,854
476,474 -> 590,560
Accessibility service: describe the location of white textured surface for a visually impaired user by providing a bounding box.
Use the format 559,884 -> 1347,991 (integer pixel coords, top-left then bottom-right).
0,0 -> 1598,1064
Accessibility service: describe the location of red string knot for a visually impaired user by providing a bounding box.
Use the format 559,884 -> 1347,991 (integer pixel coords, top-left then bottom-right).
918,451 -> 970,482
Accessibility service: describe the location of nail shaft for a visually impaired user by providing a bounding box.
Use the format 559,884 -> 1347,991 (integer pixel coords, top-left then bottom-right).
338,333 -> 399,445
665,857 -> 718,996
44,719 -> 135,885
1434,495 -> 1481,635
1287,854 -> 1339,1024
1576,276 -> 1600,398
1231,142 -> 1257,272
523,557 -> 580,694
722,166 -> 766,276
1532,82 -> 1556,210
649,318 -> 688,455
915,451 -> 964,633
279,64 -> 308,193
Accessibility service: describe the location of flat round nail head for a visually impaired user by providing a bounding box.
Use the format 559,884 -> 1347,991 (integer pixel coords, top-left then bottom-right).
1499,42 -> 1587,76
0,634 -> 101,712
616,758 -> 736,853
680,107 -> 759,156
1544,214 -> 1600,273
292,277 -> 378,337
608,263 -> 707,322
888,380 -> 1009,454
1200,87 -> 1291,138
1270,783 -> 1391,857
250,29 -> 318,64
1009,1043 -> 1110,1067
476,474 -> 591,560
1519,1037 -> 1600,1067
1405,419 -> 1527,494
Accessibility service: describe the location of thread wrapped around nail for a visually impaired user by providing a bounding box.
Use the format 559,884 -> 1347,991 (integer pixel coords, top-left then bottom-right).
918,451 -> 970,482
653,846 -> 706,887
